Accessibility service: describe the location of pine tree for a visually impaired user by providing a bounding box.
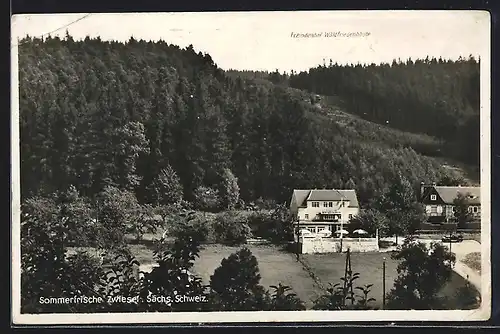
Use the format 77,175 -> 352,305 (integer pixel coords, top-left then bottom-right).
210,247 -> 270,311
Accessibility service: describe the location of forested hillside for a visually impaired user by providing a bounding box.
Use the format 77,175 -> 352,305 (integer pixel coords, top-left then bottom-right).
287,58 -> 480,167
19,35 -> 465,207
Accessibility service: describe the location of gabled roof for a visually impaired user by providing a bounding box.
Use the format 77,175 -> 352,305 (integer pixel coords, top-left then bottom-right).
292,190 -> 310,208
292,189 -> 359,208
434,186 -> 481,205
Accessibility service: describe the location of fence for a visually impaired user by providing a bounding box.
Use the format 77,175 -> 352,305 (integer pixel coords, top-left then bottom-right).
299,237 -> 379,254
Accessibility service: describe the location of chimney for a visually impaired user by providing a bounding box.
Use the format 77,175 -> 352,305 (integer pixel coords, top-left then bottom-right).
420,182 -> 425,199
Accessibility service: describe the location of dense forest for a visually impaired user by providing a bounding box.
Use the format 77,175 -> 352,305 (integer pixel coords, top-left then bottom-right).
248,57 -> 480,167
19,35 -> 470,208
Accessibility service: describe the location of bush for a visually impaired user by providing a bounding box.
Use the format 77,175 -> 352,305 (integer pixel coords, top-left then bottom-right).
269,283 -> 306,310
247,210 -> 272,236
247,204 -> 293,244
213,211 -> 251,245
454,284 -> 481,309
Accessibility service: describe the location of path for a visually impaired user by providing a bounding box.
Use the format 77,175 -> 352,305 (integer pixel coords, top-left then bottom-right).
380,237 -> 481,291
420,239 -> 482,292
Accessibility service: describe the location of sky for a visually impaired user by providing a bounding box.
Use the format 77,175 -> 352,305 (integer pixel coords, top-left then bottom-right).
11,11 -> 490,72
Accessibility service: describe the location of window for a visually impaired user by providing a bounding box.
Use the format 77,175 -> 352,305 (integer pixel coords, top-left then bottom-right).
328,202 -> 333,207
437,205 -> 443,214
305,214 -> 309,220
430,194 -> 437,201
323,202 -> 328,207
311,202 -> 319,207
323,214 -> 340,221
348,214 -> 353,220
473,206 -> 478,213
425,205 -> 431,213
468,207 -> 472,213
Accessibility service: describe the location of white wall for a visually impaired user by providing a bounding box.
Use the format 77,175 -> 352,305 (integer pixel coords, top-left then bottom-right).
300,237 -> 379,254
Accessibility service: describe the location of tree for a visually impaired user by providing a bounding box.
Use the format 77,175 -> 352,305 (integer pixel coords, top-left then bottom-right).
375,175 -> 425,242
21,195 -> 106,313
386,236 -> 456,310
269,283 -> 306,310
453,193 -> 473,229
57,185 -> 94,247
95,186 -> 142,249
111,121 -> 150,192
21,196 -> 70,313
127,203 -> 161,242
149,165 -> 183,206
218,168 -> 240,210
348,208 -> 389,238
193,186 -> 220,212
209,247 -> 270,311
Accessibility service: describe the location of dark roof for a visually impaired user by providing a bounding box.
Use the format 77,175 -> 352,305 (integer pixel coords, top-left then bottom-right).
434,186 -> 481,205
292,189 -> 359,208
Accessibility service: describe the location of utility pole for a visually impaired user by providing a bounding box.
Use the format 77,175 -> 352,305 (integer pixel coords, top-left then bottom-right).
296,218 -> 300,261
339,197 -> 344,253
382,256 -> 386,309
342,248 -> 354,307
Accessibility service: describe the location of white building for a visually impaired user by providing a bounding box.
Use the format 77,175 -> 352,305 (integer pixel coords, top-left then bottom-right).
289,189 -> 360,235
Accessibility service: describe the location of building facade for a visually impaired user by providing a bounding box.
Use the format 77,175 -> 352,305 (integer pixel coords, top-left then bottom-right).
290,189 -> 360,234
419,183 -> 481,230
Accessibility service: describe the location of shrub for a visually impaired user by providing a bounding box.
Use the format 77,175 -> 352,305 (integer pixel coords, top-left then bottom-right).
454,283 -> 481,309
247,204 -> 293,244
269,283 -> 306,310
210,247 -> 270,311
213,211 -> 251,245
193,186 -> 220,212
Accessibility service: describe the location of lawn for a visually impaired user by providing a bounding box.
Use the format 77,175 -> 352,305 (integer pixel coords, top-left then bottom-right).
68,241 -> 479,310
302,251 -> 477,310
192,244 -> 324,309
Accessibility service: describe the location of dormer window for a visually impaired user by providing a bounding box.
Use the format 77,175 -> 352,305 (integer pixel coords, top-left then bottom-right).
430,195 -> 437,201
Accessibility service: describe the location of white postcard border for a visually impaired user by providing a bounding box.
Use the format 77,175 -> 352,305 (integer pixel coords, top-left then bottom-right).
11,10 -> 492,325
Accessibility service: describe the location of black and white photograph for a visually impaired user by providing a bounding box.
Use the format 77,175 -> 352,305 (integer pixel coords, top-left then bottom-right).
11,11 -> 491,324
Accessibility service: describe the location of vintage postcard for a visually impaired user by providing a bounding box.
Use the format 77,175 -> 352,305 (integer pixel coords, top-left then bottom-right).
11,10 -> 491,325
